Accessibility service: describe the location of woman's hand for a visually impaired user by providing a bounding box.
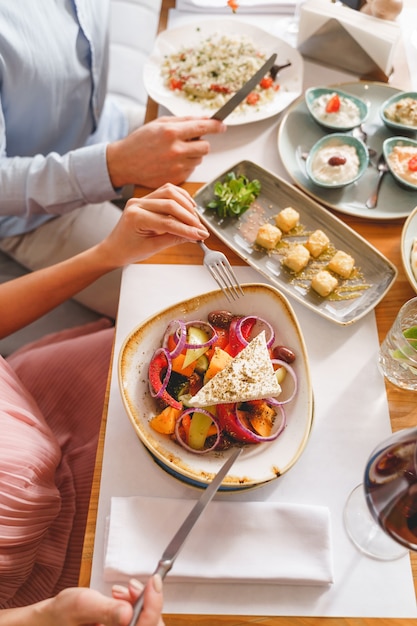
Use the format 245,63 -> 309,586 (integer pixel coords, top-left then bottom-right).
40,576 -> 164,626
96,183 -> 209,269
107,116 -> 226,189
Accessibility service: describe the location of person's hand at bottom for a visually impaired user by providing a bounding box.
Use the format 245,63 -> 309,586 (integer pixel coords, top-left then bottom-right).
38,575 -> 164,626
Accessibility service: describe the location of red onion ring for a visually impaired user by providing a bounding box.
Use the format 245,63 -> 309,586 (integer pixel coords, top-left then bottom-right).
162,319 -> 186,359
182,320 -> 218,349
235,316 -> 275,348
268,359 -> 298,405
149,348 -> 172,399
217,402 -> 285,443
175,408 -> 221,454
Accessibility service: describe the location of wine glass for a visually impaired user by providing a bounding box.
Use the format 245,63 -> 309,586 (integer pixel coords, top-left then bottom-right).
344,426 -> 417,560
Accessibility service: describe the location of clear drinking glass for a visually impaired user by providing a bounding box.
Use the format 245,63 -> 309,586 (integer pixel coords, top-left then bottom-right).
344,427 -> 417,560
378,296 -> 417,391
286,0 -> 303,35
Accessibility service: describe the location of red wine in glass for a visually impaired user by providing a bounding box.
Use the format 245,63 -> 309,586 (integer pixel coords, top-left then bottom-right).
344,427 -> 417,560
365,432 -> 417,549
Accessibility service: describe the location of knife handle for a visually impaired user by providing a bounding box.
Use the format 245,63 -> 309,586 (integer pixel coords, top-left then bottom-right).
128,561 -> 173,626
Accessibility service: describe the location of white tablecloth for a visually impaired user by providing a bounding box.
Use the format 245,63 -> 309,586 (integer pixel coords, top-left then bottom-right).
89,265 -> 417,617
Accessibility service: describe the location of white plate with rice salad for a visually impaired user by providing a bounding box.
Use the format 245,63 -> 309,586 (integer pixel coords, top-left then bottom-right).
143,19 -> 303,125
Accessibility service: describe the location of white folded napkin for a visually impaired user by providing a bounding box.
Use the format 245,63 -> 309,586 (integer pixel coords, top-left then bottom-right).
104,496 -> 334,586
176,0 -> 296,14
297,0 -> 401,77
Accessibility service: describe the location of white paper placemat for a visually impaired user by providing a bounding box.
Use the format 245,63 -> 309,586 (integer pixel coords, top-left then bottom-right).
89,264 -> 416,618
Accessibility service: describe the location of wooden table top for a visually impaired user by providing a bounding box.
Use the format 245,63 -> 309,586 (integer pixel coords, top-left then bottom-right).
80,1 -> 417,623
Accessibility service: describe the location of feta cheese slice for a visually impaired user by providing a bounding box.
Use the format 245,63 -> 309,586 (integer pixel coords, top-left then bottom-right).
189,331 -> 281,407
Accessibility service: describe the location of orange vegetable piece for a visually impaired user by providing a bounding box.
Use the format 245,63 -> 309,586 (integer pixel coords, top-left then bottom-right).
181,413 -> 191,443
204,347 -> 233,383
227,0 -> 239,11
249,403 -> 275,437
325,93 -> 340,113
150,406 -> 182,435
171,352 -> 195,378
206,423 -> 218,437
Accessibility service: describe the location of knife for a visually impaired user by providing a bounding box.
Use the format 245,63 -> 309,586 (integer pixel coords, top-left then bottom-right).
128,446 -> 242,626
211,53 -> 277,122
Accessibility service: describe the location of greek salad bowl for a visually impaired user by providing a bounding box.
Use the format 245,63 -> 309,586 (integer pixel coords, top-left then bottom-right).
379,91 -> 417,133
306,133 -> 369,189
305,86 -> 369,132
118,283 -> 314,491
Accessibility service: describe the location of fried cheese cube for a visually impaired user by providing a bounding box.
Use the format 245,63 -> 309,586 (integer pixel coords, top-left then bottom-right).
328,250 -> 355,278
255,223 -> 282,250
311,270 -> 338,297
283,244 -> 310,273
305,229 -> 330,258
274,206 -> 300,233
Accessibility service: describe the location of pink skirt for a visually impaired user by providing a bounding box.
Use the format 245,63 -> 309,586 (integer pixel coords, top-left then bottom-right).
0,319 -> 114,607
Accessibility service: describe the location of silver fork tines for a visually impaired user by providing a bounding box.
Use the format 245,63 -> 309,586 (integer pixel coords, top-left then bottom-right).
197,241 -> 244,301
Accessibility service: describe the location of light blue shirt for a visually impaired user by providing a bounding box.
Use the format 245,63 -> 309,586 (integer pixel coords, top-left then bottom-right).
0,0 -> 128,236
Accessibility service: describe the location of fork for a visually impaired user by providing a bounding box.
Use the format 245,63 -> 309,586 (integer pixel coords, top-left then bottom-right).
365,153 -> 390,209
269,61 -> 292,81
197,241 -> 244,301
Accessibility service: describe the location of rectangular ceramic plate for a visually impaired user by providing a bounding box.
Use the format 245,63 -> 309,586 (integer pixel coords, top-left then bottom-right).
194,161 -> 398,326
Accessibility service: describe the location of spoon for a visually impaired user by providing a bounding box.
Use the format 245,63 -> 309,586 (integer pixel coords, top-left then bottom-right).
351,125 -> 377,160
365,153 -> 389,209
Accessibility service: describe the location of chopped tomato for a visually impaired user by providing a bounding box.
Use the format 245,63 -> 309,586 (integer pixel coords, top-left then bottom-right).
408,155 -> 417,172
166,334 -> 177,353
207,327 -> 229,357
325,94 -> 340,113
260,77 -> 274,89
226,316 -> 256,357
169,77 -> 184,91
216,327 -> 229,349
246,92 -> 260,106
210,84 -> 231,94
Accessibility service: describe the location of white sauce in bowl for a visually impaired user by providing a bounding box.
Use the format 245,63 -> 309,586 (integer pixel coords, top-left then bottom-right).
310,144 -> 360,185
310,92 -> 361,128
384,98 -> 417,128
387,146 -> 417,186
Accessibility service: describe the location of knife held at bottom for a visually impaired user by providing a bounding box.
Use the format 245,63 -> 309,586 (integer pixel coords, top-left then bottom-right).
128,446 -> 243,626
211,52 -> 277,122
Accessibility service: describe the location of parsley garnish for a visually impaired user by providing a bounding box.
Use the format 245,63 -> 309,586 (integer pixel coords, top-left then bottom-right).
206,172 -> 261,219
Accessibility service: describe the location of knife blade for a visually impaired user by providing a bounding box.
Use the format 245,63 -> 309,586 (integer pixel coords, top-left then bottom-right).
128,446 -> 242,626
211,53 -> 277,122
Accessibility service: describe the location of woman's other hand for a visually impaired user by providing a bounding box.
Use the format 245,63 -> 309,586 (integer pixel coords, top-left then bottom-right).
96,183 -> 209,268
